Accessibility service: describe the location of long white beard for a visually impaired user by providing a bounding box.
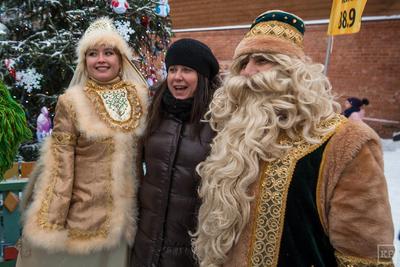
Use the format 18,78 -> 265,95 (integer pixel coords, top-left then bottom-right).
193,65 -> 338,266
193,70 -> 292,267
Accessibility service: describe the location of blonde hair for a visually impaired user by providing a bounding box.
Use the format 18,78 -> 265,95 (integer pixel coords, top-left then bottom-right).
192,53 -> 340,266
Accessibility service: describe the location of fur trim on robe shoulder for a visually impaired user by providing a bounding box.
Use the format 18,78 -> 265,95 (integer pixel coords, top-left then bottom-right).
132,83 -> 149,136
318,120 -> 393,261
317,119 -> 382,232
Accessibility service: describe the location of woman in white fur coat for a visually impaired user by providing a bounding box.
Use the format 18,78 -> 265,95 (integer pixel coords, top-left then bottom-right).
16,17 -> 148,267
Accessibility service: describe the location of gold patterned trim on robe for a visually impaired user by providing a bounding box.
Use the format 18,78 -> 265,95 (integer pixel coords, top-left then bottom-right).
68,139 -> 114,240
37,101 -> 77,230
335,252 -> 394,267
52,132 -> 77,146
37,136 -> 74,230
84,79 -> 143,132
247,114 -> 347,267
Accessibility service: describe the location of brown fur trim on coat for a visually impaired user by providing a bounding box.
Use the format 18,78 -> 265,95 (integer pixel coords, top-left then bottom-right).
318,120 -> 394,261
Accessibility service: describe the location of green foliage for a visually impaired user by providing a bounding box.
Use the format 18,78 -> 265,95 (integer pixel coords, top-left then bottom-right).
0,80 -> 32,180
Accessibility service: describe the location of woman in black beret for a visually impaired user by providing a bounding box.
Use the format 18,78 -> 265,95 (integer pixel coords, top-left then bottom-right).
131,38 -> 221,267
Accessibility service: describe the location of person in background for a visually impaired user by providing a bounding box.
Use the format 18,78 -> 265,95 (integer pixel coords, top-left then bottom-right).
17,17 -> 148,267
192,10 -> 394,267
36,106 -> 52,142
343,97 -> 369,121
131,38 -> 220,267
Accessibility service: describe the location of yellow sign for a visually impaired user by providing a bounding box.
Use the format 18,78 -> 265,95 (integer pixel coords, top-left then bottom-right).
327,0 -> 368,35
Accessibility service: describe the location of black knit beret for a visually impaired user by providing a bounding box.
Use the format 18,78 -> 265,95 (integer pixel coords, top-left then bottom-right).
165,38 -> 219,79
348,97 -> 369,108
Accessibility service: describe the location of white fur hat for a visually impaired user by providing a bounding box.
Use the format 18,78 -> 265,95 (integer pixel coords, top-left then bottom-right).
69,17 -> 147,88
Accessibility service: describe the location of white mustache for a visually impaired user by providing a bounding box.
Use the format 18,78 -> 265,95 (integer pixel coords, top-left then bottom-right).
224,68 -> 284,94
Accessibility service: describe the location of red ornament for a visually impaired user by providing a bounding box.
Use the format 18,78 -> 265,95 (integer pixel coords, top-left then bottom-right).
140,16 -> 150,28
111,0 -> 129,14
4,59 -> 16,79
9,68 -> 16,79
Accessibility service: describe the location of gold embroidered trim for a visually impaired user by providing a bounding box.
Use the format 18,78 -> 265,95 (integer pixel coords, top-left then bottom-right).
245,20 -> 304,48
37,100 -> 77,231
37,141 -> 66,230
68,140 -> 114,240
335,252 -> 394,267
248,114 -> 347,267
84,79 -> 143,132
52,132 -> 77,146
67,99 -> 78,126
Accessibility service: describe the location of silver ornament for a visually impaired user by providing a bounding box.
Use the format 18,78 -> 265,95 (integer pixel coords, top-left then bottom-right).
0,22 -> 9,41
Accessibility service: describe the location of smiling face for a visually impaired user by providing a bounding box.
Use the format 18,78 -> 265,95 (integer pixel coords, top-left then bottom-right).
167,65 -> 198,99
85,45 -> 121,82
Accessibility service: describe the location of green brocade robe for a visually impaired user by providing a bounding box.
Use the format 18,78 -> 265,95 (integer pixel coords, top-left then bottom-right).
277,139 -> 335,266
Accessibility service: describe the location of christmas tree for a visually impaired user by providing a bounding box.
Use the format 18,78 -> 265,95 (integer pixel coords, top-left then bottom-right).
0,0 -> 172,161
0,79 -> 32,180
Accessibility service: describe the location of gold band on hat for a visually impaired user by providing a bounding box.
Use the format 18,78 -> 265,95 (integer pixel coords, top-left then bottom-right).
245,20 -> 304,48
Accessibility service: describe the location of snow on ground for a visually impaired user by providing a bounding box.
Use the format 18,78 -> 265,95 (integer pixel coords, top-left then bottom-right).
382,139 -> 400,266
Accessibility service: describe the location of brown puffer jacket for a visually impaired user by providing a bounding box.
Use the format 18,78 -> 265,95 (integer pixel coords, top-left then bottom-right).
131,114 -> 214,267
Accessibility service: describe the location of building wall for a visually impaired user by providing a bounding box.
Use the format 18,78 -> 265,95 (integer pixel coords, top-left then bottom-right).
172,19 -> 400,137
170,0 -> 400,29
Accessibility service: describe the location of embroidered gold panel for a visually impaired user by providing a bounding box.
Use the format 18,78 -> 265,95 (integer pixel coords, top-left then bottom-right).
85,79 -> 143,132
69,138 -> 114,240
37,134 -> 115,241
37,133 -> 77,230
248,114 -> 347,267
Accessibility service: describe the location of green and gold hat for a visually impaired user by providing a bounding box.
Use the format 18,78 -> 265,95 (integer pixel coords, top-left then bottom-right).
233,10 -> 305,59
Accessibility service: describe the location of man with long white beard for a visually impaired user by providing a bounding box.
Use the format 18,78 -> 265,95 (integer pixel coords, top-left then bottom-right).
192,10 -> 394,267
